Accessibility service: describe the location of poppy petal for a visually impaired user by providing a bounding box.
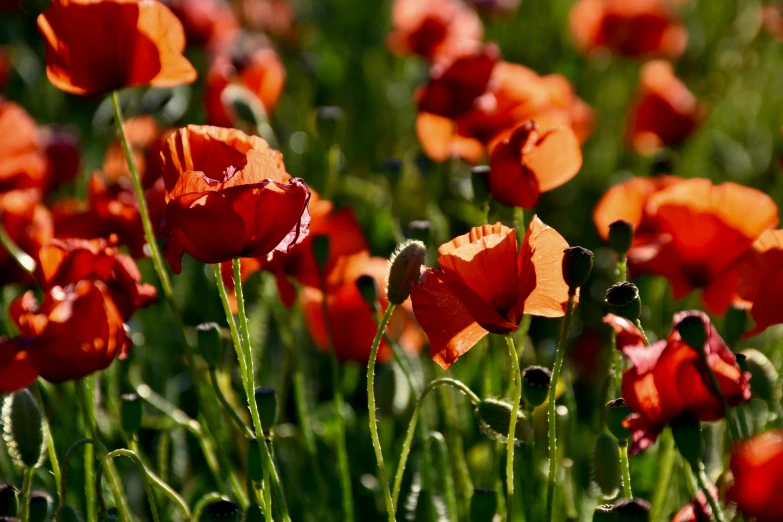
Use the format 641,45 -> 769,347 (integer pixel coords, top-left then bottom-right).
525,126 -> 582,192
518,216 -> 573,317
488,136 -> 540,208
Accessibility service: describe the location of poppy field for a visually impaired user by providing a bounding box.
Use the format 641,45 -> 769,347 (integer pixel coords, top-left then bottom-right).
2,0 -> 783,520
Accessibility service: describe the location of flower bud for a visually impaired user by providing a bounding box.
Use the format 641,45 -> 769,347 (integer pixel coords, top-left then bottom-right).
471,166 -> 491,206
474,398 -> 532,444
614,498 -> 651,522
521,366 -> 551,407
247,439 -> 263,484
254,388 -> 278,432
593,504 -> 616,522
675,315 -> 707,353
608,220 -> 634,258
1,390 -> 45,469
741,349 -> 778,402
0,485 -> 17,516
196,322 -> 223,367
315,106 -> 344,146
203,500 -> 241,522
29,490 -> 54,522
121,394 -> 142,435
606,398 -> 632,441
245,503 -> 263,522
55,505 -> 83,522
355,274 -> 379,310
312,235 -> 330,270
469,489 -> 497,522
604,283 -> 641,322
387,240 -> 426,305
407,221 -> 432,246
670,412 -> 702,467
593,433 -> 621,497
562,246 -> 594,290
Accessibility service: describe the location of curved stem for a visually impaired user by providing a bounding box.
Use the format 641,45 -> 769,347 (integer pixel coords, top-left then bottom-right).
209,367 -> 254,439
695,461 -> 726,522
428,432 -> 458,522
545,292 -> 577,522
102,450 -> 161,522
368,304 -> 397,522
75,379 -> 100,522
19,467 -> 33,522
60,438 -> 107,508
32,382 -> 62,502
392,378 -> 480,509
618,439 -> 632,498
192,492 -> 227,521
504,333 -> 523,522
699,356 -> 741,444
635,320 -> 650,346
0,218 -> 36,276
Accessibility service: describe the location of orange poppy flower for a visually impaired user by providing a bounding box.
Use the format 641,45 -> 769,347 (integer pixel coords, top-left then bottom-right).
205,45 -> 286,127
10,280 -> 129,382
729,430 -> 783,522
0,338 -> 38,394
488,120 -> 582,208
0,189 -> 54,285
37,236 -> 156,321
540,74 -> 597,144
671,485 -> 715,522
627,60 -> 704,154
160,125 -> 310,273
301,254 -> 425,364
37,0 -> 197,96
604,311 -> 750,454
569,0 -> 688,59
166,0 -> 239,51
0,99 -> 48,192
411,217 -> 573,369
234,0 -> 297,42
387,0 -> 483,61
737,229 -> 783,337
626,179 -> 777,314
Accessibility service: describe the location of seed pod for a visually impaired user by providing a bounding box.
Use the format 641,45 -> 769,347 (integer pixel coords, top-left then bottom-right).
670,412 -> 702,468
474,398 -> 532,444
593,433 -> 621,497
202,500 -> 241,522
29,490 -> 54,522
562,246 -> 594,290
522,366 -> 551,407
614,498 -> 651,522
54,505 -> 83,522
121,394 -> 142,435
2,390 -> 45,469
604,283 -> 642,322
0,485 -> 18,516
741,349 -> 778,402
469,489 -> 497,522
607,220 -> 634,258
593,504 -> 616,522
254,388 -> 278,432
387,240 -> 427,305
605,399 -> 632,441
245,503 -> 263,522
247,439 -> 264,484
196,323 -> 222,367
315,106 -> 344,146
675,315 -> 707,353
355,274 -> 379,310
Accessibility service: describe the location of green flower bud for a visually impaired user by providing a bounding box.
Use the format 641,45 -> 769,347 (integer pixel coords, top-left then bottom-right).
196,322 -> 223,367
2,390 -> 45,469
474,398 -> 532,444
312,235 -> 330,270
315,106 -> 344,146
202,500 -> 241,522
562,246 -> 594,290
0,485 -> 18,516
247,439 -> 263,484
469,489 -> 497,522
355,274 -> 379,310
245,503 -> 263,522
407,221 -> 432,246
54,505 -> 83,522
121,394 -> 142,435
29,490 -> 54,522
387,240 -> 427,305
614,499 -> 651,522
593,504 -> 616,522
741,349 -> 778,402
606,398 -> 632,440
254,388 -> 278,432
671,412 -> 702,468
675,315 -> 707,353
608,220 -> 634,258
604,283 -> 642,322
521,366 -> 551,407
593,433 -> 621,497
471,166 -> 491,206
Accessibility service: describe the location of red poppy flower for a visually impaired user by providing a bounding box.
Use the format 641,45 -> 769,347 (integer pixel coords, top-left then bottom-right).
0,338 -> 38,394
737,229 -> 783,337
671,484 -> 716,522
0,99 -> 48,192
165,0 -> 239,51
37,0 -> 197,95
205,45 -> 286,127
729,430 -> 783,522
234,0 -> 297,42
301,254 -> 425,364
160,125 -> 310,273
41,126 -> 81,191
37,236 -> 156,321
488,120 -> 582,208
0,189 -> 54,285
570,0 -> 688,59
412,217 -> 573,369
387,0 -> 483,61
0,47 -> 12,94
10,280 -> 129,382
627,60 -> 704,154
626,179 -> 777,314
604,311 -> 750,454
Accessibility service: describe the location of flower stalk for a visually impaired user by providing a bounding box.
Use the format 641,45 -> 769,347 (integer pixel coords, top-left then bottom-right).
504,333 -> 523,521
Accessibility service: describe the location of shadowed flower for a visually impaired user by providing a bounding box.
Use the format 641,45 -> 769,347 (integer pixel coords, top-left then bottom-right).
0,189 -> 53,285
0,99 -> 49,192
0,338 -> 38,394
604,311 -> 750,454
387,0 -> 483,61
627,60 -> 704,154
37,236 -> 156,321
160,125 -> 310,273
737,229 -> 783,337
729,430 -> 783,522
165,0 -> 238,51
570,0 -> 687,59
412,217 -> 573,369
10,280 -> 129,382
671,484 -> 715,522
488,120 -> 583,208
37,0 -> 197,95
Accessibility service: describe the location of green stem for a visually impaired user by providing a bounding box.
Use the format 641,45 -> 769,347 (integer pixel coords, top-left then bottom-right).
264,465 -> 272,522
616,257 -> 627,282
523,408 -> 535,522
19,467 -> 33,522
650,430 -> 676,522
635,320 -> 650,346
429,432 -> 458,522
32,382 -> 62,502
505,333 -> 523,522
736,407 -> 751,440
695,461 -> 726,522
60,438 -> 106,510
699,355 -> 741,444
209,367 -> 254,439
0,218 -> 36,276
192,493 -> 227,520
618,439 -> 632,498
392,378 -> 480,509
513,207 -> 525,245
545,292 -> 577,522
76,380 -> 99,522
368,304 -> 397,522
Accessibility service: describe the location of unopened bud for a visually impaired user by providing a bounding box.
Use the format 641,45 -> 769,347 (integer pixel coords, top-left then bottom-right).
254,388 -> 278,432
471,166 -> 491,206
55,505 -> 83,522
593,504 -> 616,522
1,390 -> 45,469
593,433 -> 621,496
312,235 -> 330,270
407,221 -> 432,245
315,106 -> 344,146
605,399 -> 632,441
0,485 -> 17,516
355,275 -> 379,310
604,283 -> 641,321
608,220 -> 634,258
614,498 -> 651,522
29,491 -> 53,522
387,240 -> 426,305
469,489 -> 497,522
474,398 -> 532,444
121,394 -> 142,435
247,439 -> 263,484
203,500 -> 241,522
521,366 -> 551,407
741,349 -> 778,402
676,314 -> 707,354
562,247 -> 594,290
196,323 -> 222,367
245,503 -> 263,522
671,412 -> 702,467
